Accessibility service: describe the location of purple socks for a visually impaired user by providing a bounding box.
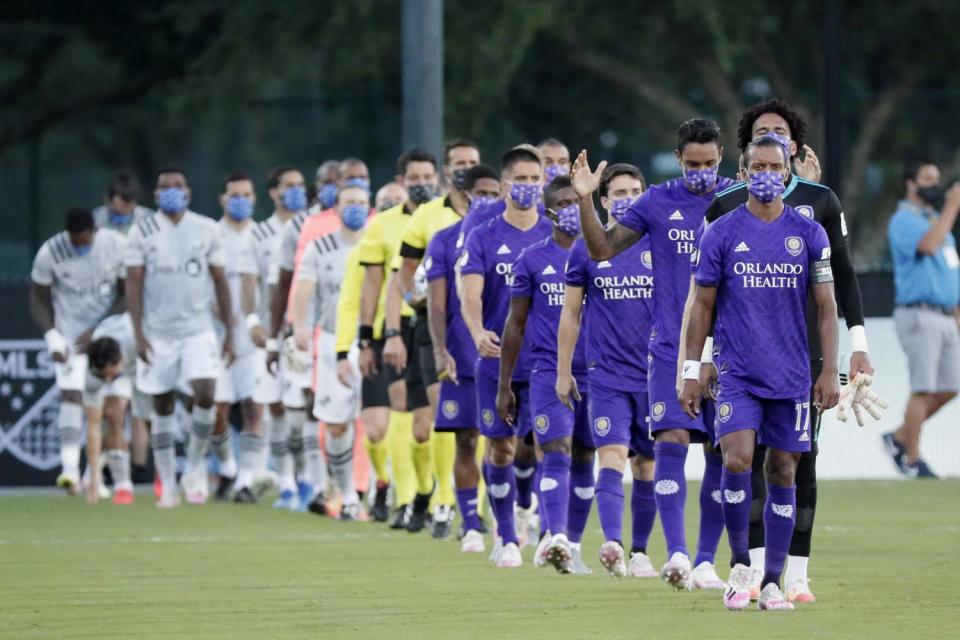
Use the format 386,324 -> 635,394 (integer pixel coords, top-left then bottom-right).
487,463 -> 518,545
762,484 -> 797,587
514,459 -> 536,510
631,479 -> 656,553
721,467 -> 752,567
456,486 -> 481,533
654,441 -> 689,557
596,467 -> 624,544
695,451 -> 725,566
568,459 -> 594,544
539,451 -> 570,537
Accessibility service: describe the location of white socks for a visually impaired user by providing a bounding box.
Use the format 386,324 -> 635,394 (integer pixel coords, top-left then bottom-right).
58,401 -> 83,477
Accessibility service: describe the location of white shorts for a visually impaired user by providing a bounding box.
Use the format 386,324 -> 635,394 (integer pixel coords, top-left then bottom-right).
215,350 -> 259,404
137,330 -> 221,395
281,339 -> 314,409
252,348 -> 283,405
55,353 -> 88,392
312,333 -> 361,424
82,369 -> 153,419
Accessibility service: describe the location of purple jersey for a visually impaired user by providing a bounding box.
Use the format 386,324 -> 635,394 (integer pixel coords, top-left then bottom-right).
511,237 -> 586,375
566,235 -> 654,392
458,199 -> 506,246
617,176 -> 735,362
460,214 -> 553,380
425,220 -> 477,376
695,204 -> 833,399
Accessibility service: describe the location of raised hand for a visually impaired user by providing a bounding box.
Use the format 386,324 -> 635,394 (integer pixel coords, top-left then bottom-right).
569,150 -> 607,198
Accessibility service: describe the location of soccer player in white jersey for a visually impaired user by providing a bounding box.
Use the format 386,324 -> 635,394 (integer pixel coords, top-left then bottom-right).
30,208 -> 127,493
81,313 -> 145,505
291,185 -> 371,520
92,170 -> 154,235
212,172 -> 264,503
125,166 -> 235,508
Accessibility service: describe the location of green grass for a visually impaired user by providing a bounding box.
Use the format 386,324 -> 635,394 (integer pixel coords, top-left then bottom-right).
1,480 -> 958,639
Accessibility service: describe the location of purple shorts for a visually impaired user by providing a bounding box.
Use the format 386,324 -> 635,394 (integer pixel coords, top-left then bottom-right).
434,377 -> 477,431
475,367 -> 531,440
528,371 -> 594,448
588,381 -> 655,459
714,384 -> 812,453
647,352 -> 710,443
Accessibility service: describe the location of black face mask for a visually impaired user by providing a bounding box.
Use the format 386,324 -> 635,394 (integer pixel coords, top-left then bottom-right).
917,184 -> 944,210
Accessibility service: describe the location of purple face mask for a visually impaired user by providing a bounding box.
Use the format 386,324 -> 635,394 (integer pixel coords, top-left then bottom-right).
543,164 -> 568,186
609,197 -> 637,222
509,182 -> 541,210
756,132 -> 792,164
748,170 -> 786,203
551,204 -> 581,236
683,166 -> 719,193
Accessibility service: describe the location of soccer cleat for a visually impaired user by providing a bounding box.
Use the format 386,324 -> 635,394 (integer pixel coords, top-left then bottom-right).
749,567 -> 763,600
599,541 -> 627,577
628,551 -> 658,578
296,481 -> 313,512
307,491 -> 327,516
786,578 -> 817,603
488,535 -> 503,563
882,432 -> 912,476
153,476 -> 163,499
690,561 -> 726,589
660,552 -> 692,591
252,472 -> 277,498
340,502 -> 362,521
406,493 -> 432,533
389,505 -> 409,529
461,529 -> 485,553
758,583 -> 795,611
182,470 -> 209,506
214,476 -> 235,502
112,488 -> 135,506
911,459 -> 938,479
431,504 -> 454,539
723,563 -> 752,610
569,544 -> 593,574
233,487 -> 257,504
513,496 -> 538,548
545,534 -> 573,574
495,542 -> 523,568
533,534 -> 551,568
156,494 -> 181,509
97,482 -> 112,500
370,482 -> 390,522
56,472 -> 80,496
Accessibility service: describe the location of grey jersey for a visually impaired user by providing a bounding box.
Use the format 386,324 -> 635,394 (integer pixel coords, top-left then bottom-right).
276,209 -> 311,273
296,230 -> 352,334
92,313 -> 137,379
92,205 -> 154,236
31,229 -> 127,342
249,213 -> 285,316
215,219 -> 258,356
125,211 -> 226,339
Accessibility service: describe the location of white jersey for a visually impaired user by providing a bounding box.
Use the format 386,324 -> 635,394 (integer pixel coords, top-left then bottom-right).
124,210 -> 226,339
30,228 -> 127,342
275,209 -> 311,273
92,313 -> 137,379
215,219 -> 258,357
249,213 -> 286,316
296,230 -> 353,334
92,204 -> 154,236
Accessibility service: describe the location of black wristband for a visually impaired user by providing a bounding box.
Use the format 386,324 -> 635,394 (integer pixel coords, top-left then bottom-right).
359,325 -> 374,341
336,351 -> 348,361
383,328 -> 401,339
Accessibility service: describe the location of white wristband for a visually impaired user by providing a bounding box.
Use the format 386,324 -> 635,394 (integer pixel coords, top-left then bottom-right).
245,313 -> 262,331
265,338 -> 279,352
44,328 -> 67,356
682,360 -> 701,381
849,325 -> 869,354
700,337 -> 714,364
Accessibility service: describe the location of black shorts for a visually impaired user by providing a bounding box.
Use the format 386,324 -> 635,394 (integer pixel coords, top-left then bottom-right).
361,339 -> 391,409
410,312 -> 439,387
364,317 -> 429,412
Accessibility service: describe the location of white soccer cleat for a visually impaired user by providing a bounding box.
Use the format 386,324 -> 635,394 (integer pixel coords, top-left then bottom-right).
749,566 -> 763,601
514,503 -> 536,549
690,561 -> 726,589
534,533 -> 551,568
569,543 -> 593,574
545,534 -> 573,574
182,469 -> 209,506
785,578 -> 817,604
599,541 -> 627,577
488,534 -> 503,563
461,529 -> 486,554
156,493 -> 181,509
660,552 -> 692,590
758,582 -> 795,611
723,563 -> 752,610
495,542 -> 523,568
628,551 -> 658,578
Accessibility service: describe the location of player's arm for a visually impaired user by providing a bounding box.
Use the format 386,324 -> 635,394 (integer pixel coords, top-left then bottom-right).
677,274 -> 717,398
210,265 -> 235,366
29,282 -> 70,365
812,279 -> 840,410
460,274 -> 499,358
124,265 -> 150,363
270,268 -> 293,339
357,263 -> 384,376
570,150 -> 640,260
556,285 -> 584,409
382,269 -> 407,371
398,256 -> 420,298
496,296 -> 529,424
427,276 -> 455,383
917,183 -> 960,255
83,400 -> 104,504
679,283 -> 717,418
291,275 -> 316,352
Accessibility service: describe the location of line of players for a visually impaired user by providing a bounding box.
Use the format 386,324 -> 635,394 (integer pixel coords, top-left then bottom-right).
30,98 -> 888,612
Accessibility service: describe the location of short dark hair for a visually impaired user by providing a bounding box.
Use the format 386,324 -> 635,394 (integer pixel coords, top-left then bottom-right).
599,163 -> 645,198
65,208 -> 95,233
501,147 -> 542,174
744,136 -> 787,165
339,157 -> 367,172
903,159 -> 938,184
463,164 -> 499,191
266,164 -> 300,190
87,336 -> 122,371
737,99 -> 807,153
107,170 -> 141,201
154,166 -> 189,183
543,175 -> 574,207
443,138 -> 479,164
222,171 -> 252,193
537,138 -> 567,149
676,119 -> 722,153
396,148 -> 437,176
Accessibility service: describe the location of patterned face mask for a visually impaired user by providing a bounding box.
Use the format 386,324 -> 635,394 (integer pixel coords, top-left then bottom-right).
747,170 -> 786,203
157,187 -> 188,215
282,185 -> 308,212
609,197 -> 637,222
543,163 -> 568,186
340,204 -> 369,231
683,166 -> 719,193
318,183 -> 338,209
226,196 -> 254,221
551,204 -> 581,236
509,182 -> 541,210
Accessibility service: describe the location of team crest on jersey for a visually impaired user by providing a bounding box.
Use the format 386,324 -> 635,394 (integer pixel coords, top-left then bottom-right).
641,251 -> 653,270
651,402 -> 665,421
594,417 -> 611,437
785,236 -> 803,257
534,415 -> 549,434
442,400 -> 458,419
185,258 -> 202,276
96,280 -> 114,298
795,205 -> 814,219
718,402 -> 733,423
481,408 -> 494,427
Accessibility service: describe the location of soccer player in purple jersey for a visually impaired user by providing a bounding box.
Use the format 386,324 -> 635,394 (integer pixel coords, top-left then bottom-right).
559,163 -> 662,579
570,119 -> 733,590
460,146 -> 552,568
680,137 -> 840,611
425,164 -> 502,554
497,176 -> 595,575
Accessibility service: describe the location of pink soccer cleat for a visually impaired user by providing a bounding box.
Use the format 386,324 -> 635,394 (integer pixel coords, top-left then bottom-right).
723,564 -> 752,611
758,583 -> 796,611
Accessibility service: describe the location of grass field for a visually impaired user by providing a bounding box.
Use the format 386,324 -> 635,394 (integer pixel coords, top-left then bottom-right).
2,480 -> 958,639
